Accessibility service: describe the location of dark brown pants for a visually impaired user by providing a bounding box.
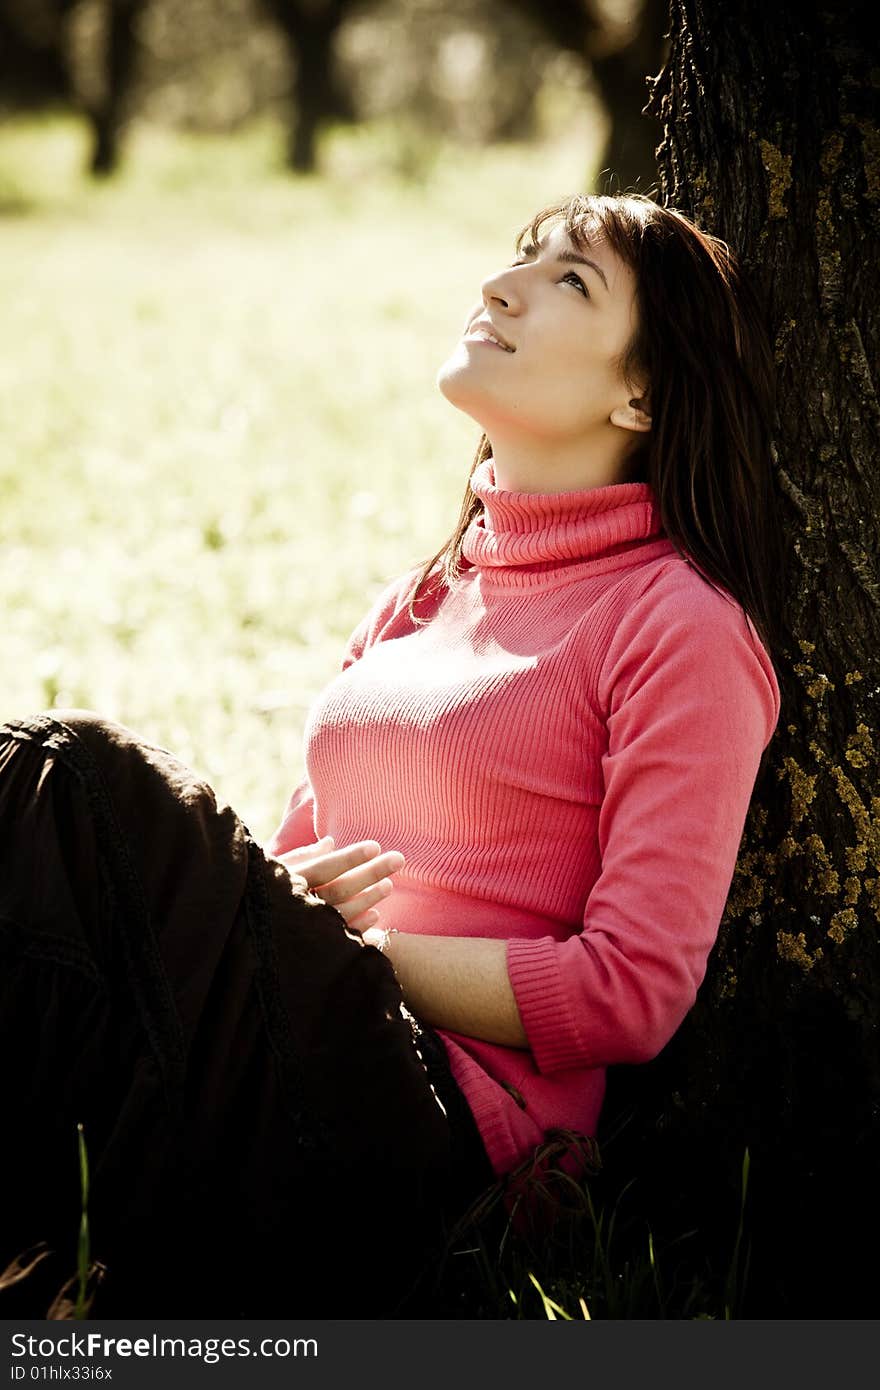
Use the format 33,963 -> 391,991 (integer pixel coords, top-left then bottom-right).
0,713 -> 496,1318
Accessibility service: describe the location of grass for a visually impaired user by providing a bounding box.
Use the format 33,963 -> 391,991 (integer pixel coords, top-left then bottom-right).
412,1128 -> 756,1319
1,112 -> 753,1320
0,110 -> 600,842
0,1120 -> 755,1318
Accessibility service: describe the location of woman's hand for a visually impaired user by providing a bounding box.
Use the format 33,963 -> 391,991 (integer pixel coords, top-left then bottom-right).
276,837 -> 405,934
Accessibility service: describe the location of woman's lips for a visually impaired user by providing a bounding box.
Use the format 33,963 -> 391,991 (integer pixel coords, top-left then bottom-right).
463,331 -> 515,352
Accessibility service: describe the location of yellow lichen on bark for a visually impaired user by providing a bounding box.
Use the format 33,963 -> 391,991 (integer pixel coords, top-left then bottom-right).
777,739 -> 880,924
774,319 -> 797,366
806,674 -> 835,700
846,842 -> 868,873
808,738 -> 866,815
803,834 -> 840,895
777,832 -> 799,862
719,965 -> 738,1000
859,120 -> 880,202
826,908 -> 859,944
760,139 -> 792,217
777,930 -> 824,971
782,756 -> 817,823
727,868 -> 767,917
844,876 -> 861,906
794,661 -> 836,701
821,131 -> 845,177
819,755 -> 871,840
844,671 -> 864,685
816,132 -> 844,306
845,723 -> 874,769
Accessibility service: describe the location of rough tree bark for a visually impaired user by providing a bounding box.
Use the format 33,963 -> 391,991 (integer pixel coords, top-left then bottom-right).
596,0 -> 880,1316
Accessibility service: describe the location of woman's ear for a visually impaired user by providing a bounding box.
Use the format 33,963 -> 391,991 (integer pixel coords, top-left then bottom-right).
610,395 -> 652,434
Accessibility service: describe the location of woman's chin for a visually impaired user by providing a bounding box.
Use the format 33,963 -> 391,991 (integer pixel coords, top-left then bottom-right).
436,361 -> 490,423
436,353 -> 465,394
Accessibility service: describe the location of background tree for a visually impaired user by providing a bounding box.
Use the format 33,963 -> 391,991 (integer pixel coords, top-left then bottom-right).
87,0 -> 149,174
0,0 -> 74,109
506,0 -> 669,192
596,0 -> 880,1316
1,1 -> 669,185
0,0 -> 148,175
588,0 -> 667,192
259,0 -> 357,173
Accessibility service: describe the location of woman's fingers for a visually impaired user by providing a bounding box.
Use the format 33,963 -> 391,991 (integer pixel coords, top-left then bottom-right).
317,860 -> 403,908
276,841 -> 406,929
284,843 -> 405,901
277,836 -> 335,866
347,908 -> 380,932
278,839 -> 382,882
318,879 -> 394,922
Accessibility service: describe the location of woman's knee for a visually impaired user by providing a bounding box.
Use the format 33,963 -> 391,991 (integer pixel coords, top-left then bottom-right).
0,708 -> 147,774
46,707 -> 117,736
46,708 -> 157,760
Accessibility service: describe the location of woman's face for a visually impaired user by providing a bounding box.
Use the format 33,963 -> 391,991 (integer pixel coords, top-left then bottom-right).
437,221 -> 646,455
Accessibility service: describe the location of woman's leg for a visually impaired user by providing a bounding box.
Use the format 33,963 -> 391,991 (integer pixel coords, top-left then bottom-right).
0,711 -> 462,1317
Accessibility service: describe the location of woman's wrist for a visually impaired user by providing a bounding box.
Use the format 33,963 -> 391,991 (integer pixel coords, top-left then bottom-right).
364,924 -> 399,955
363,924 -> 402,983
361,922 -> 394,945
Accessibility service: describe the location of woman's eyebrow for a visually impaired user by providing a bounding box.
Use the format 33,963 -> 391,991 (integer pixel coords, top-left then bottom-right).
556,248 -> 610,293
523,238 -> 610,294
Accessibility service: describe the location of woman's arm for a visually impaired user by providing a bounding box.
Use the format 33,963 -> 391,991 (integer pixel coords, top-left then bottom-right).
278,840 -> 529,1046
366,929 -> 529,1048
369,588 -> 779,1062
503,581 -> 781,1075
274,574 -> 779,1064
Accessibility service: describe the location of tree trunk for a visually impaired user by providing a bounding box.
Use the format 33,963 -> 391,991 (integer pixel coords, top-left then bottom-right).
88,0 -> 148,177
0,0 -> 78,109
596,0 -> 880,1316
589,0 -> 669,194
261,0 -> 352,174
505,0 -> 669,192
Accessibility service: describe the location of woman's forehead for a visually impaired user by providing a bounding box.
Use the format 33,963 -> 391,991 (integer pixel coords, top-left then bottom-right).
531,221 -> 622,280
523,217 -> 607,253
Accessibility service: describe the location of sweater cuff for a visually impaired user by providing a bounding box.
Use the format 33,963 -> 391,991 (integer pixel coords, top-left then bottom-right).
506,935 -> 587,1075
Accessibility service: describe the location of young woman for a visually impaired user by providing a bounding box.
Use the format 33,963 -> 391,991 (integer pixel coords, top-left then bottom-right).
0,193 -> 783,1320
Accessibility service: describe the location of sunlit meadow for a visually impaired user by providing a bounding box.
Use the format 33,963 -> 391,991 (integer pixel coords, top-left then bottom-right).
0,112 -> 602,843
1,114 -> 760,1322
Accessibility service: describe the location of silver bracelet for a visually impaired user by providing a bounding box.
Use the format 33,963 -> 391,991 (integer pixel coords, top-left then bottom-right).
375,926 -> 400,955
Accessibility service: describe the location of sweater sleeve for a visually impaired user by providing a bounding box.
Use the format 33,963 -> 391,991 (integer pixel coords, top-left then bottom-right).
265,565 -> 424,859
505,575 -> 781,1073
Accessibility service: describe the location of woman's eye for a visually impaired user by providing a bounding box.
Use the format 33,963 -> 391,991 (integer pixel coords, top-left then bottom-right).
562,270 -> 589,297
505,259 -> 589,298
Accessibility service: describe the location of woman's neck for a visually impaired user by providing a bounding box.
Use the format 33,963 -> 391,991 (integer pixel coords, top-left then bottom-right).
486,426 -> 641,494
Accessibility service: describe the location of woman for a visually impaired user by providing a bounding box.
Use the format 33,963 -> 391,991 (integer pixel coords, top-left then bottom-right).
0,193 -> 783,1320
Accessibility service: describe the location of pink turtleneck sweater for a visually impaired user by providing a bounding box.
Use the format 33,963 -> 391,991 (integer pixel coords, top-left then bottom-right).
267,459 -> 781,1181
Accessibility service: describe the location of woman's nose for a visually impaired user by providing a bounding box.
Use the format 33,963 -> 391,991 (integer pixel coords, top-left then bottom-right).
480,266 -> 521,313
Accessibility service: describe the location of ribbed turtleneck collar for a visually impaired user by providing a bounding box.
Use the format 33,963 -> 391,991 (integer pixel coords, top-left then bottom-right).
460,456 -> 667,587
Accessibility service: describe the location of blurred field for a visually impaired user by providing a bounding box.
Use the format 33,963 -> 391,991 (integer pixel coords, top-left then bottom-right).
0,113 -> 601,842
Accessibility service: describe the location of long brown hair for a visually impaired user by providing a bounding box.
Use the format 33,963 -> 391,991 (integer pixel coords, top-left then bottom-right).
407,193 -> 786,671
